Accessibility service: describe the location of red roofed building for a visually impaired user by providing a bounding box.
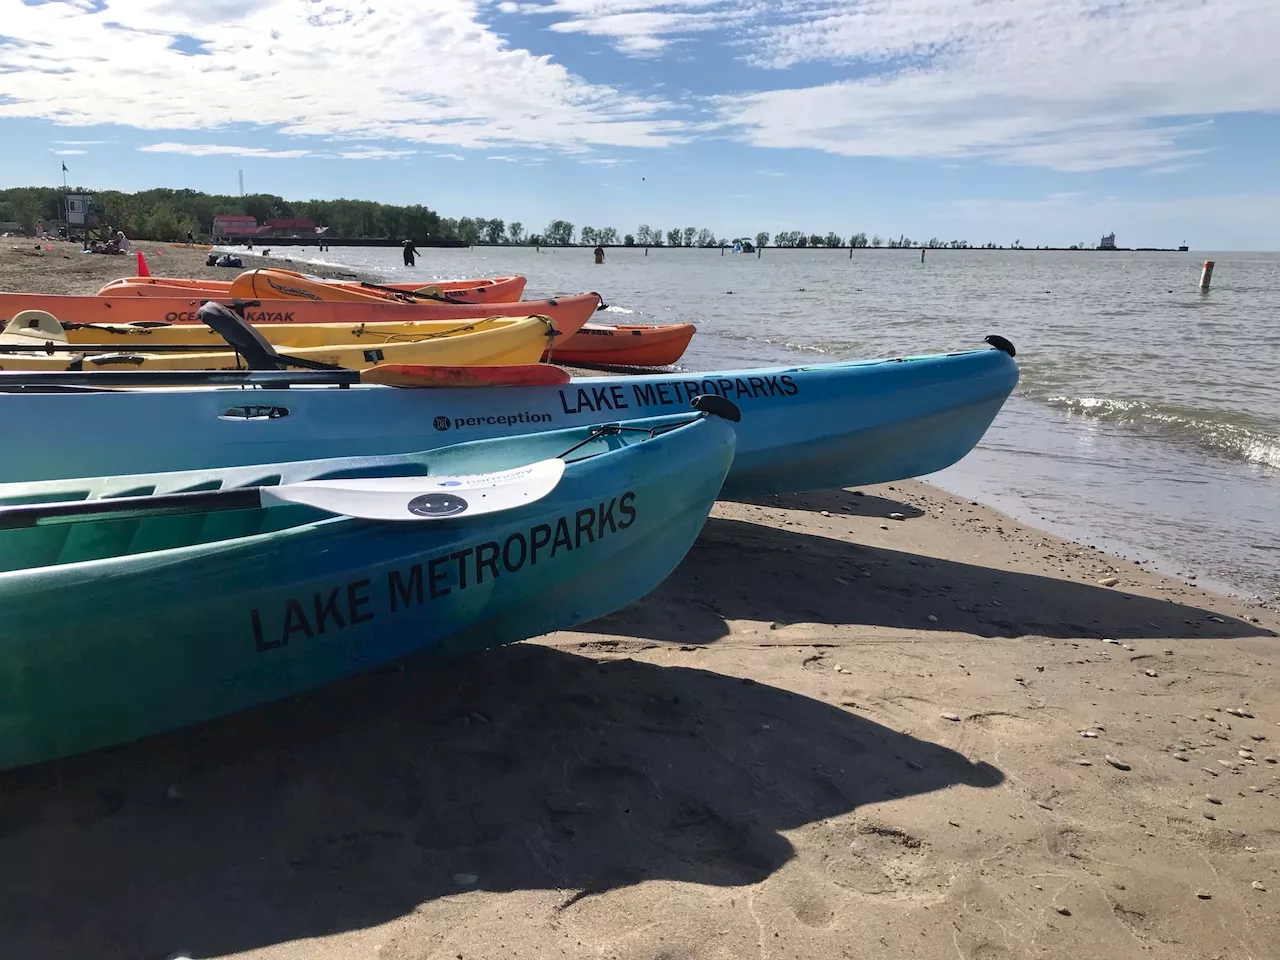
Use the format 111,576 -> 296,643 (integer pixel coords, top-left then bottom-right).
212,214 -> 259,239
263,218 -> 316,236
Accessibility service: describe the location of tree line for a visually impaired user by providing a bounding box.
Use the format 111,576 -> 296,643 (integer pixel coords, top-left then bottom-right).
0,187 -> 1064,250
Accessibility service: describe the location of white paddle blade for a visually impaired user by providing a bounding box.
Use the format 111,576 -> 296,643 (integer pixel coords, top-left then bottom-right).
259,458 -> 567,522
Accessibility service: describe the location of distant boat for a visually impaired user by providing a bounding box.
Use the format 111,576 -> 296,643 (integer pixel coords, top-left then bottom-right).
731,238 -> 755,254
1178,244 -> 1190,252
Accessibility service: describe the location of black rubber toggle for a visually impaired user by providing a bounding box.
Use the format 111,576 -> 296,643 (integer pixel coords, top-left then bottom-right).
690,394 -> 741,422
984,335 -> 1016,357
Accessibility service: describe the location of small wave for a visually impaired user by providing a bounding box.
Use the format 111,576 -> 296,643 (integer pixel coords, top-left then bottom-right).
600,305 -> 637,315
1043,394 -> 1280,470
712,330 -> 836,355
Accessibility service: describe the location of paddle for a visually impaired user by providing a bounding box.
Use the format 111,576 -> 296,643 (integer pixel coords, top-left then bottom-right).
0,459 -> 566,530
358,281 -> 467,304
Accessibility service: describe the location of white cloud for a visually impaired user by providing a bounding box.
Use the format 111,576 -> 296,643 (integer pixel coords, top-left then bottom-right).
512,0 -> 734,54
52,148 -> 87,155
139,142 -> 312,159
717,0 -> 1280,172
52,139 -> 110,145
338,147 -> 416,160
0,0 -> 684,153
486,155 -> 521,162
3,0 -> 1277,177
510,0 -> 1280,173
435,153 -> 465,160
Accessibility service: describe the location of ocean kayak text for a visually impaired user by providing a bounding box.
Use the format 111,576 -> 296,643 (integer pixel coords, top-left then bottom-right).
559,373 -> 798,415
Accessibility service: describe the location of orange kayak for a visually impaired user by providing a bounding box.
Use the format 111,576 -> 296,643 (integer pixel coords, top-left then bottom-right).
97,272 -> 527,304
549,322 -> 696,367
0,291 -> 598,339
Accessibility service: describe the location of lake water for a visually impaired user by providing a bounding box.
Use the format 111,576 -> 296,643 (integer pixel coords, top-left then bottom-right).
226,244 -> 1280,607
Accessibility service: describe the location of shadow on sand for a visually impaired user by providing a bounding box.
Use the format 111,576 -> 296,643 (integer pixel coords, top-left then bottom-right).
733,489 -> 926,520
589,516 -> 1270,643
0,644 -> 1001,960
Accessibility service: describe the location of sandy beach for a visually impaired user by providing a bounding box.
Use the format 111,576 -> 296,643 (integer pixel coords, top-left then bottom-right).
1,241 -> 1278,960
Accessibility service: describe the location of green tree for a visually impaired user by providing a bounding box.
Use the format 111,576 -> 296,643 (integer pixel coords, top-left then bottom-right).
824,232 -> 842,247
695,227 -> 716,247
507,221 -> 525,244
755,231 -> 770,248
682,226 -> 696,247
870,235 -> 882,247
623,233 -> 635,246
580,226 -> 598,245
484,218 -> 505,244
796,234 -> 809,248
456,217 -> 481,244
598,226 -> 618,245
635,224 -> 652,245
544,220 -> 574,244
651,229 -> 664,246
666,228 -> 682,247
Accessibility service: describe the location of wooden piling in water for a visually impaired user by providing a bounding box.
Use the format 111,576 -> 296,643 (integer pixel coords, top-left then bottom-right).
1199,260 -> 1215,290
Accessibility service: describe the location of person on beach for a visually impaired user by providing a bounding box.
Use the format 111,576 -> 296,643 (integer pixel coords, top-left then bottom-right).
403,238 -> 419,267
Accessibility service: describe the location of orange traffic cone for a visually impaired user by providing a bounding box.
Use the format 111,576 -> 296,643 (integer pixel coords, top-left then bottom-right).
136,249 -> 151,277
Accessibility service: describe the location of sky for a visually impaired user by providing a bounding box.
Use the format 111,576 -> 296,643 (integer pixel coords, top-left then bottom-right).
2,0 -> 1278,248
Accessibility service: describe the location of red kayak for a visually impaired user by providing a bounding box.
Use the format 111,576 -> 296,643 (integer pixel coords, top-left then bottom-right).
548,322 -> 696,367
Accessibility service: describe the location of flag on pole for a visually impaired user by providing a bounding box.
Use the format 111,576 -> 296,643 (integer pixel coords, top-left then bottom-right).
61,162 -> 68,173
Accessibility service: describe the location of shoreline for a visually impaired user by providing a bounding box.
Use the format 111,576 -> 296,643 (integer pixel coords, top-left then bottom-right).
2,239 -> 1278,958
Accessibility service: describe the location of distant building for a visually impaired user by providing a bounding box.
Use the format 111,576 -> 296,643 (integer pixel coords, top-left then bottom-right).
212,214 -> 260,239
262,217 -> 316,236
1099,232 -> 1117,249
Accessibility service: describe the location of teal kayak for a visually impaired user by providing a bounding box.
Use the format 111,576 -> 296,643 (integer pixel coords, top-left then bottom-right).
0,411 -> 736,769
0,342 -> 1019,493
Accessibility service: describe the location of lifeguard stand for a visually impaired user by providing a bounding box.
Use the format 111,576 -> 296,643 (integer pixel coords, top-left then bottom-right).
65,193 -> 91,228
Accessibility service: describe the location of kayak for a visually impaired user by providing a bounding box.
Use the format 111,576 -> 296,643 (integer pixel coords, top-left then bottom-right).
550,322 -> 696,367
56,315 -> 550,350
0,291 -> 601,335
0,340 -> 1019,495
0,410 -> 736,768
69,300 -> 693,368
0,314 -> 555,372
97,272 -> 528,304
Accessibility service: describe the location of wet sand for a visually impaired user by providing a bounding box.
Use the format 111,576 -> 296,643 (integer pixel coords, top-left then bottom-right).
1,242 -> 1278,960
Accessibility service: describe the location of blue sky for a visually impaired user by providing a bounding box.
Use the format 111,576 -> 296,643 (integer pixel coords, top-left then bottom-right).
3,0 -> 1279,248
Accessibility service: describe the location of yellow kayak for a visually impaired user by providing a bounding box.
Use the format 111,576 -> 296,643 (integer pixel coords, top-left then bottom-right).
0,312 -> 554,372
60,315 -> 538,349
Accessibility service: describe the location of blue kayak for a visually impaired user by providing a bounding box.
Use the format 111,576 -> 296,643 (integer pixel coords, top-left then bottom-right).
0,411 -> 735,768
0,342 -> 1018,494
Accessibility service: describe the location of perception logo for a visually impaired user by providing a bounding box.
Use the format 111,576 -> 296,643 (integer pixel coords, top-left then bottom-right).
433,416 -> 451,431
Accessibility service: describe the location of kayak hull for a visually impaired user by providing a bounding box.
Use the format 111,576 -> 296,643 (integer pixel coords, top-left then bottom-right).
0,346 -> 1019,494
0,415 -> 735,768
98,274 -> 528,303
0,291 -> 598,338
548,322 -> 696,367
0,316 -> 555,372
61,315 -> 540,348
